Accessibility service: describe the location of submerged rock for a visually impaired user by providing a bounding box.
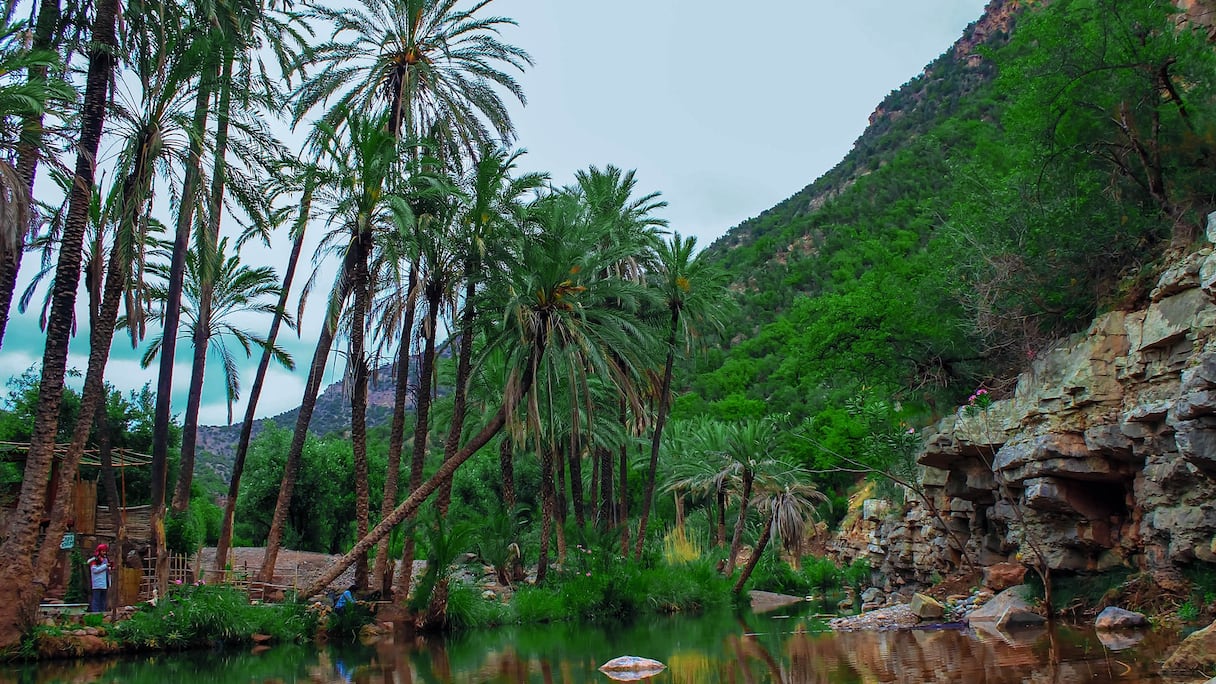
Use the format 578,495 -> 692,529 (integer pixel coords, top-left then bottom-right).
599,656 -> 666,681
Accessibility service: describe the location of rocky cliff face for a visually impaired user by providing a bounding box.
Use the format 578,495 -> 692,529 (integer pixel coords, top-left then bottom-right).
835,214 -> 1216,585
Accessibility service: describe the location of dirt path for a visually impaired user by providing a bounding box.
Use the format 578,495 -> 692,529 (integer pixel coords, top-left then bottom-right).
196,547 -> 359,595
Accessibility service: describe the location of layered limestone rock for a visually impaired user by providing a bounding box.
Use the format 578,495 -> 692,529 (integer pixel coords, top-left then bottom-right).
837,214 -> 1216,582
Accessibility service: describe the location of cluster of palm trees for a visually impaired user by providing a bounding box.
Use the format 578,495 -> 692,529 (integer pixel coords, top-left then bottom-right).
0,0 -> 745,644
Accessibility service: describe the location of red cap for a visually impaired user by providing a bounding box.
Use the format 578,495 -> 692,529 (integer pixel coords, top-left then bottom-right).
96,543 -> 108,552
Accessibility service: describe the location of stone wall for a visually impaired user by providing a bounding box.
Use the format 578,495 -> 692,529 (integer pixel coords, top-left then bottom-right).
835,214 -> 1216,583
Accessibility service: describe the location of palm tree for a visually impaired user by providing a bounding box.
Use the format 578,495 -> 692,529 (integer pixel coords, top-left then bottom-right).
138,236 -> 294,512
663,418 -> 737,547
0,0 -> 120,650
571,165 -> 665,551
435,146 -> 545,515
0,6 -> 74,350
292,0 -> 531,148
493,191 -> 657,584
634,233 -> 730,557
147,0 -> 302,590
301,185 -> 655,597
367,208 -> 421,595
725,415 -> 790,575
733,465 -> 825,593
396,162 -> 467,604
258,115 -> 412,583
31,2 -> 205,589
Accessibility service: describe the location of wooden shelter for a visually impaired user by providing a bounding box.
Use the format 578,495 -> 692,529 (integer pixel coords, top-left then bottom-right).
0,441 -> 154,605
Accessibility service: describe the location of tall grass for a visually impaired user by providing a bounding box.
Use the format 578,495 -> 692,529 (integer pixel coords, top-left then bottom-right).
111,585 -> 318,649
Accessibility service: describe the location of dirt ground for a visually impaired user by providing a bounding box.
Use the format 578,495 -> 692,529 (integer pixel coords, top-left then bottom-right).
195,546 -> 363,596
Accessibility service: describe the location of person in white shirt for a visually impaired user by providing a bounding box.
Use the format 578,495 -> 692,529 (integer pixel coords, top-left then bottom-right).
86,543 -> 110,613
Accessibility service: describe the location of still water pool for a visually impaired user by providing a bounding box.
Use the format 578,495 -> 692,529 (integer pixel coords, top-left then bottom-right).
2,603 -> 1189,683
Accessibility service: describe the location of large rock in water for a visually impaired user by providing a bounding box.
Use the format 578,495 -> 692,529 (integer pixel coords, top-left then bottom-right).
1094,606 -> 1148,631
1161,619 -> 1216,674
599,656 -> 666,681
965,585 -> 1045,628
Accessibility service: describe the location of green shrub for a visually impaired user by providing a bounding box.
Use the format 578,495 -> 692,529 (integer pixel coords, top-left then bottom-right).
164,510 -> 203,555
842,558 -> 872,591
112,585 -> 315,649
326,600 -> 374,642
747,553 -> 812,595
803,556 -> 843,593
444,581 -> 512,629
512,586 -> 566,624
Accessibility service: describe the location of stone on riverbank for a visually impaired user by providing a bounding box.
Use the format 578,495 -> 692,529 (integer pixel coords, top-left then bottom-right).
1161,619 -> 1216,674
909,593 -> 944,620
1094,606 -> 1148,631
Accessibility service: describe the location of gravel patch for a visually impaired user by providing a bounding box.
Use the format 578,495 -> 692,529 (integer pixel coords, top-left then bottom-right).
829,603 -> 921,632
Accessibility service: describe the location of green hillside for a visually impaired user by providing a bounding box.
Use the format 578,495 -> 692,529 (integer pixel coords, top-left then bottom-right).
683,0 -> 1216,440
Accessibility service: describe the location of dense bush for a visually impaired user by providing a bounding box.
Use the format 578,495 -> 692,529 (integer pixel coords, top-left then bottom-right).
112,585 -> 317,649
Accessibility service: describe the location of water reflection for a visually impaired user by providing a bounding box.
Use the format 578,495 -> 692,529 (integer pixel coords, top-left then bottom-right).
5,606 -> 1189,684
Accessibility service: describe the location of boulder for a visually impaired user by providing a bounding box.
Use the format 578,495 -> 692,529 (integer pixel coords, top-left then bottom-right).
1161,619 -> 1216,674
983,562 -> 1026,592
1094,606 -> 1148,631
966,585 -> 1041,625
909,593 -> 944,620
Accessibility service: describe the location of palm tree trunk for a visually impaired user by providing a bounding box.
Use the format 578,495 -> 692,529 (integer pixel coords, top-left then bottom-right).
170,53 -> 234,516
716,485 -> 727,547
598,445 -> 613,531
554,443 -> 567,564
257,247 -> 357,582
350,228 -> 372,590
301,348 -> 540,599
170,316 -> 210,514
436,275 -> 476,515
38,140 -> 153,581
374,263 -> 417,594
94,402 -> 125,597
0,0 -> 118,649
726,473 -> 754,575
536,449 -> 555,585
568,438 -> 584,530
733,511 -> 774,593
0,0 -> 60,350
214,214 -> 310,574
618,399 -> 629,553
397,284 -> 441,603
151,65 -> 214,595
589,443 -> 599,524
499,436 -> 515,510
635,320 -> 678,558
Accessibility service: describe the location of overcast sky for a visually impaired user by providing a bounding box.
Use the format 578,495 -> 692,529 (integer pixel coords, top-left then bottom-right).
2,0 -> 989,426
